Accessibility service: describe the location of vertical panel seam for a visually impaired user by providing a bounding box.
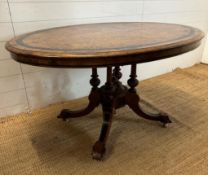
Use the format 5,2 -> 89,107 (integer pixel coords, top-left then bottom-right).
6,0 -> 30,112
141,0 -> 144,22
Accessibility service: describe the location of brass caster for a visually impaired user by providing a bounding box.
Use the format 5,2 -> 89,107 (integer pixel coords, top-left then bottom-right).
92,141 -> 105,160
92,151 -> 103,160
159,115 -> 172,128
162,123 -> 169,128
57,114 -> 67,121
57,109 -> 70,121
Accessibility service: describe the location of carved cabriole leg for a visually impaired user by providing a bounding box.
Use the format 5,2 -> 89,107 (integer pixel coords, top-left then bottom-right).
125,64 -> 172,126
92,66 -> 115,160
57,67 -> 101,121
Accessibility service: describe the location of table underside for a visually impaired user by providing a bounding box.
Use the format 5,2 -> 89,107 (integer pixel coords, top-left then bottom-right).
58,64 -> 172,160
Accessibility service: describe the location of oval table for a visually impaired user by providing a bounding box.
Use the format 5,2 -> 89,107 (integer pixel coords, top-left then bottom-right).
6,22 -> 204,160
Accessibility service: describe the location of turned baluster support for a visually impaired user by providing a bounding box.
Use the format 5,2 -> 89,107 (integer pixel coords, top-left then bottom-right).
127,64 -> 139,93
113,66 -> 122,81
90,67 -> 100,90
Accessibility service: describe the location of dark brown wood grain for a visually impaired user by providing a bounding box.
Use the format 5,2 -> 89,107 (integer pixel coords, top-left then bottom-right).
58,65 -> 171,160
6,22 -> 204,68
5,22 -> 204,160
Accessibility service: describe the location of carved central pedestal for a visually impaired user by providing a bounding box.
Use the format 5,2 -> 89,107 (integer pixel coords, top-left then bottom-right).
58,64 -> 172,160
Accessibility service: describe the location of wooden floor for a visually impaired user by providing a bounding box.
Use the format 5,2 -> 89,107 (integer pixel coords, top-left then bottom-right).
0,64 -> 208,175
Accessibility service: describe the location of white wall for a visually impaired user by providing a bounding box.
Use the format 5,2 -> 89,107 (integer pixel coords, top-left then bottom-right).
0,0 -> 208,117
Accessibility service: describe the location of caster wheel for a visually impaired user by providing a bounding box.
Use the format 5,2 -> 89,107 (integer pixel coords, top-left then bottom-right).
57,109 -> 69,121
162,123 -> 169,128
92,151 -> 103,160
57,115 -> 67,121
159,115 -> 172,128
62,118 -> 67,122
92,141 -> 105,160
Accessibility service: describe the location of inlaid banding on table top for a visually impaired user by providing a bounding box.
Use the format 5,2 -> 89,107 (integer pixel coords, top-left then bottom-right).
6,22 -> 204,67
7,23 -> 203,55
5,22 -> 205,160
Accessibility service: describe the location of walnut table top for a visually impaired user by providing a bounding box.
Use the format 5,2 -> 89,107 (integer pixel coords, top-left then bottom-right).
6,22 -> 204,67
